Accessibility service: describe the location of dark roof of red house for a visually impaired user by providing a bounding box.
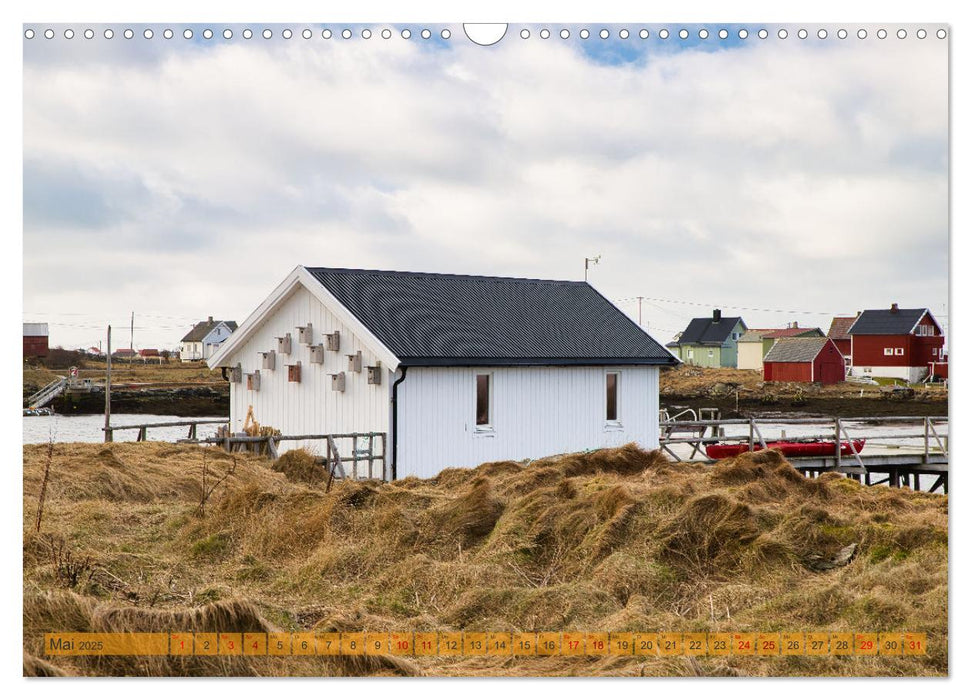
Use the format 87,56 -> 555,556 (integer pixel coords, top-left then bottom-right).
848,308 -> 938,336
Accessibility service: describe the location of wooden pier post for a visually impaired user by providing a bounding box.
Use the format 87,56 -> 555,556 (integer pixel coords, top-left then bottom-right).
104,325 -> 112,443
835,417 -> 841,471
924,417 -> 930,463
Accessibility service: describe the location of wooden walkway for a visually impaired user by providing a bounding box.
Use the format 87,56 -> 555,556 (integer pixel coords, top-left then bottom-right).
659,415 -> 948,493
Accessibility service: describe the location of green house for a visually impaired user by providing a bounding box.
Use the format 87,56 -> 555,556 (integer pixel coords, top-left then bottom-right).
670,310 -> 747,368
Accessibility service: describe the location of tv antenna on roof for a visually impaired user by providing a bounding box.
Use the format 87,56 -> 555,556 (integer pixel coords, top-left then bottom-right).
584,255 -> 601,281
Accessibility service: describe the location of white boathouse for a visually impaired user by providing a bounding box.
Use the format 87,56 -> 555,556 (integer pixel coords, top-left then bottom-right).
207,266 -> 679,480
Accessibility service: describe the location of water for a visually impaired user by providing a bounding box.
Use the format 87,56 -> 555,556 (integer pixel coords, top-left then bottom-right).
23,414 -> 227,445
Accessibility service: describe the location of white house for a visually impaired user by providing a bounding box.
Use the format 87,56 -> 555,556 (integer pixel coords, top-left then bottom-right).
207,266 -> 679,480
180,317 -> 238,362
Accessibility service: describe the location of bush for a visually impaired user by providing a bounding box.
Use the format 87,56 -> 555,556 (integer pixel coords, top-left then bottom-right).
43,347 -> 85,370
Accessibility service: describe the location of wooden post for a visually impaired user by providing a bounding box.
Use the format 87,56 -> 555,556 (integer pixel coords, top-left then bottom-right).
129,311 -> 134,368
834,417 -> 841,470
137,426 -> 147,442
352,436 -> 359,480
923,417 -> 930,463
104,326 -> 112,443
748,419 -> 754,453
381,433 -> 387,481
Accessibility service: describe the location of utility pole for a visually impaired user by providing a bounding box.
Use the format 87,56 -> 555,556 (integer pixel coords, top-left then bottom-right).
104,325 -> 112,443
637,296 -> 643,326
129,311 -> 134,367
584,255 -> 601,282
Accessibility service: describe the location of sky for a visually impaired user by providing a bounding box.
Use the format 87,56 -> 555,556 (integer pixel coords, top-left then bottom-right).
22,22 -> 949,350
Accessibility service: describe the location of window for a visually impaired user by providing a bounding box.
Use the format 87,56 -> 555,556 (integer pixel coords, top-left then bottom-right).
687,349 -> 694,360
475,374 -> 491,429
606,372 -> 620,423
895,348 -> 904,356
884,348 -> 894,356
708,349 -> 714,358
932,348 -> 938,357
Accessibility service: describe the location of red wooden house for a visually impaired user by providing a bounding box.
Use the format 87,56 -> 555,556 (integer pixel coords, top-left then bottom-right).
847,304 -> 944,383
826,315 -> 857,361
763,337 -> 846,385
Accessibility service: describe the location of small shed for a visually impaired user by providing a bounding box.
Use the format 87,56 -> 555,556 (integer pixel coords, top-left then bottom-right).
763,337 -> 845,385
737,325 -> 825,371
23,322 -> 49,358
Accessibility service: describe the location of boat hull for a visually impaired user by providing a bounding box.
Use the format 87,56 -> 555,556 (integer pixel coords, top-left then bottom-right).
705,439 -> 866,460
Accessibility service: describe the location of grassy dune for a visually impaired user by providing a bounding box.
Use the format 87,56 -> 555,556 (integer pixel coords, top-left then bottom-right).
23,442 -> 947,677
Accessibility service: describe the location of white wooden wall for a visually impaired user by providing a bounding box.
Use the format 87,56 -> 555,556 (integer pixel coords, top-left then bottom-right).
226,286 -> 391,459
395,365 -> 660,479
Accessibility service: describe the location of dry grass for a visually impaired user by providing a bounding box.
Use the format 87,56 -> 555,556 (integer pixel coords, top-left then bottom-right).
23,442 -> 947,677
24,361 -> 223,392
272,449 -> 326,485
660,365 -> 947,402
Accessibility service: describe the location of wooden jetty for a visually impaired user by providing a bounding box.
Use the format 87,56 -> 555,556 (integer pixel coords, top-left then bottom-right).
659,415 -> 948,493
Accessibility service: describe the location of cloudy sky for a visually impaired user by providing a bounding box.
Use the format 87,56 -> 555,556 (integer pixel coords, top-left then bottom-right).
22,23 -> 949,350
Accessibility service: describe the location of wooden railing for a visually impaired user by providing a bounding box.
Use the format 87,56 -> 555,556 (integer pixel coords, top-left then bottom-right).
102,419 -> 229,443
190,431 -> 388,483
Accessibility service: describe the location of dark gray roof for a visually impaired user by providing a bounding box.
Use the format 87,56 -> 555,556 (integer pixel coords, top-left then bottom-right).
677,316 -> 745,346
763,337 -> 831,364
306,267 -> 678,367
847,308 -> 932,336
181,319 -> 237,343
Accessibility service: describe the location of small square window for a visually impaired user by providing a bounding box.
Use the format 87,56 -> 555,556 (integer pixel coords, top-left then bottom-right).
884,348 -> 893,356
895,348 -> 904,356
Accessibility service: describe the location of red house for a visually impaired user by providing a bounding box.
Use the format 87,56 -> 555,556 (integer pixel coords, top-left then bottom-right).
826,315 -> 858,361
763,337 -> 846,385
848,304 -> 944,383
23,323 -> 49,358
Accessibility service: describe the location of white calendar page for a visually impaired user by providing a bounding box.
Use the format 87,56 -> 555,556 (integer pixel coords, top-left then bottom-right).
8,0 -> 961,694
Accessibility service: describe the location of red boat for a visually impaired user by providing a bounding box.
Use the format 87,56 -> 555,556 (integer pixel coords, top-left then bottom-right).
705,439 -> 866,460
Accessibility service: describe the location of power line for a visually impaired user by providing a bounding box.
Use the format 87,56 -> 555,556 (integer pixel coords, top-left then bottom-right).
614,295 -> 854,316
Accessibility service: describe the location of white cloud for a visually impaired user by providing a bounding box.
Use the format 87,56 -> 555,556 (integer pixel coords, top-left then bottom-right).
23,29 -> 948,347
